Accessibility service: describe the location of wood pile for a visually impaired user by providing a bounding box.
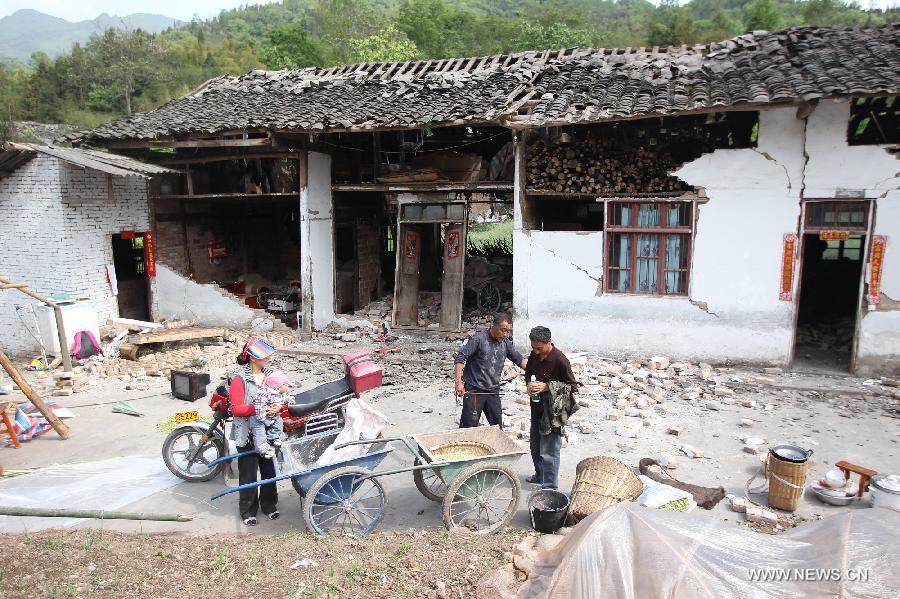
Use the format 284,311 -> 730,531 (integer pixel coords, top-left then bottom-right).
526,137 -> 689,194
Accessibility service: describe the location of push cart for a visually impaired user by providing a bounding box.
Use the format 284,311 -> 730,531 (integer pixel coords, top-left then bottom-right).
207,425 -> 525,536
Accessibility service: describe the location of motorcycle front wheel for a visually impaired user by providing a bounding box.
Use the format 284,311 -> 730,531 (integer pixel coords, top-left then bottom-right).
162,426 -> 225,482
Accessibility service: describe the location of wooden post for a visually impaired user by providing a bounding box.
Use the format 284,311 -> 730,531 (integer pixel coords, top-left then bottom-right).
0,276 -> 73,372
0,350 -> 70,439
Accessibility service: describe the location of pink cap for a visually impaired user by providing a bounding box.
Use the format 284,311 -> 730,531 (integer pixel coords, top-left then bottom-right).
264,371 -> 289,389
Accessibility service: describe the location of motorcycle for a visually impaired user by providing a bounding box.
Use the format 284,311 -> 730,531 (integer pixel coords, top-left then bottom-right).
161,370 -> 369,488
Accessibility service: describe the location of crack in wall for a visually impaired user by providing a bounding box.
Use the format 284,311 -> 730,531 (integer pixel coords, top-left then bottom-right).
752,149 -> 792,190
799,115 -> 810,198
531,240 -> 602,284
689,299 -> 720,318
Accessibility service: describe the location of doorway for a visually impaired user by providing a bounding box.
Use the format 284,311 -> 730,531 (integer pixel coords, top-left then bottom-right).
793,201 -> 870,372
111,233 -> 150,321
393,200 -> 467,330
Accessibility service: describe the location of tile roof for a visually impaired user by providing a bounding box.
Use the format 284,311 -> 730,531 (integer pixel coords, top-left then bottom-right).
0,142 -> 177,179
74,24 -> 899,143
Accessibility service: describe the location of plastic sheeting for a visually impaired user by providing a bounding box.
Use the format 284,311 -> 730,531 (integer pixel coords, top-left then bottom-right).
0,455 -> 180,532
519,503 -> 900,598
315,398 -> 389,466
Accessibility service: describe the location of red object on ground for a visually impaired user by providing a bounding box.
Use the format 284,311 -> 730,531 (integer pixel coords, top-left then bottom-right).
376,346 -> 401,355
342,352 -> 383,394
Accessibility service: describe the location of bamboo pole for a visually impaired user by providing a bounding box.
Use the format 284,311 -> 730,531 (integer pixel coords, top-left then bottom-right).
0,350 -> 70,439
0,506 -> 193,521
0,276 -> 73,372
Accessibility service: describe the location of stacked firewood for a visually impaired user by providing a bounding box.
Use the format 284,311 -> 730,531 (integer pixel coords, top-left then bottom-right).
526,137 -> 689,194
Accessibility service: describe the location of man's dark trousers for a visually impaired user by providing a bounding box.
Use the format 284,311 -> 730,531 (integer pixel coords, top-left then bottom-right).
530,419 -> 562,490
460,388 -> 502,428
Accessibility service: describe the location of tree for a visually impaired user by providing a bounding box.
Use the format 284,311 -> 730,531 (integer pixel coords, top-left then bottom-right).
88,29 -> 165,114
745,0 -> 782,30
348,25 -> 421,63
261,22 -> 325,69
512,21 -> 592,51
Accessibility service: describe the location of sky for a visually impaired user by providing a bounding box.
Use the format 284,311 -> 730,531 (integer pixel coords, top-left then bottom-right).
0,1 -> 280,22
0,0 -> 896,22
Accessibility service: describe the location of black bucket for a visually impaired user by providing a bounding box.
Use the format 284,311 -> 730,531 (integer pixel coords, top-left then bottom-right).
529,489 -> 569,534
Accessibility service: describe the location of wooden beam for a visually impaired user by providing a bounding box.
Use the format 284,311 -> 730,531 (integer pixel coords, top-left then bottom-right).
155,192 -> 299,201
0,350 -> 70,439
332,182 -> 513,193
108,138 -> 273,149
0,276 -> 73,372
129,326 -> 225,345
157,152 -> 297,166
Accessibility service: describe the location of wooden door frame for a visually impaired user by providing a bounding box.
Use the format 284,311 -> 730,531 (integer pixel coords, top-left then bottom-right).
788,199 -> 874,371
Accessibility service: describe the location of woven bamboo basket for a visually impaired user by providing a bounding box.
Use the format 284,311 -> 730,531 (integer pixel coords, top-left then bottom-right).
567,456 -> 644,525
432,441 -> 494,461
767,454 -> 809,512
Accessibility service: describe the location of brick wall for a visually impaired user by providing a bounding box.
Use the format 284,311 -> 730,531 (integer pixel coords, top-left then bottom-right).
356,216 -> 382,307
0,154 -> 150,355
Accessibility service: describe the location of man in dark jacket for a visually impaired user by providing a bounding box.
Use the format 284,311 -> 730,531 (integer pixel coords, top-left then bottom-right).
454,313 -> 527,428
524,326 -> 578,490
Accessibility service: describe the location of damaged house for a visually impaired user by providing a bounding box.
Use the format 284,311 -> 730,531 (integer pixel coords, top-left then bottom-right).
0,143 -> 174,355
32,24 -> 899,375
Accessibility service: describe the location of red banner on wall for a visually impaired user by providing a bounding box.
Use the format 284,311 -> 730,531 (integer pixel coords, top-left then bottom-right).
404,231 -> 418,259
819,230 -> 850,241
868,235 -> 886,305
779,234 -> 797,301
144,231 -> 156,277
447,230 -> 460,259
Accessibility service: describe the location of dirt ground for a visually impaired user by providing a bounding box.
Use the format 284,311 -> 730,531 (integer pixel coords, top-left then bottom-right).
0,331 -> 898,596
0,527 -> 524,598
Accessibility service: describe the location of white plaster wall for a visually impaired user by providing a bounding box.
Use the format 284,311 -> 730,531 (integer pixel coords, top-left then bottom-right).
857,189 -> 900,375
300,151 -> 335,329
0,154 -> 150,355
514,106 -> 804,363
153,263 -> 255,327
514,103 -> 899,370
804,99 -> 900,199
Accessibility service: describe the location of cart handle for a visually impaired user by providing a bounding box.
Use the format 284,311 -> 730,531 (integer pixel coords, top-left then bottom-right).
333,435 -> 420,456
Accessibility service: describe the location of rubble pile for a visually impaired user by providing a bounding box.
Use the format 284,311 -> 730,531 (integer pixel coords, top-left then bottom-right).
92,328 -> 296,379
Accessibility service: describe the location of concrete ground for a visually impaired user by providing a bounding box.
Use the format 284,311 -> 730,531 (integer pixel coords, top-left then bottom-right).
1,341 -> 898,536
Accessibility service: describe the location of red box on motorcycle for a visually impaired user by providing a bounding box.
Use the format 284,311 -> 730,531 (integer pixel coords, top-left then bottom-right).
342,352 -> 382,394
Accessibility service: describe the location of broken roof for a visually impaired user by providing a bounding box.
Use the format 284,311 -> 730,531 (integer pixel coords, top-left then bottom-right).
0,142 -> 176,179
75,24 -> 899,143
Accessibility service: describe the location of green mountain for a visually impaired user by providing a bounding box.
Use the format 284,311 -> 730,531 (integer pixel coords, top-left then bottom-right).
0,9 -> 182,65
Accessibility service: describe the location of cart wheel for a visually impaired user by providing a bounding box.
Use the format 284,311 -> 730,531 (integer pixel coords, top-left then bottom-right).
442,462 -> 520,534
477,283 -> 501,313
303,466 -> 386,537
413,460 -> 447,502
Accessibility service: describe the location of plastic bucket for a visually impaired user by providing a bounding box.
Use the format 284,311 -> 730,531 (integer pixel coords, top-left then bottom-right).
529,489 -> 569,534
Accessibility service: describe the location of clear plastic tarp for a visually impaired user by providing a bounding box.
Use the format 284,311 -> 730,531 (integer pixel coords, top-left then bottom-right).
0,455 -> 179,532
520,503 -> 900,598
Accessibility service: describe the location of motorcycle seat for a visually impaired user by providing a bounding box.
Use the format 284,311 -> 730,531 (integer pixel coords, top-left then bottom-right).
287,377 -> 353,417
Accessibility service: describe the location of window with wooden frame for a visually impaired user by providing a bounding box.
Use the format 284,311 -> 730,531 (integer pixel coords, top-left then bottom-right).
606,201 -> 694,295
804,201 -> 869,232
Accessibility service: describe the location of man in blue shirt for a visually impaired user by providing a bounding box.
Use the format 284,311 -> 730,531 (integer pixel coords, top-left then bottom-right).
454,313 -> 527,428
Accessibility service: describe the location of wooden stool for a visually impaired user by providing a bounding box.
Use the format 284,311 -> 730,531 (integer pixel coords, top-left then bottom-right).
0,402 -> 20,449
835,460 -> 876,497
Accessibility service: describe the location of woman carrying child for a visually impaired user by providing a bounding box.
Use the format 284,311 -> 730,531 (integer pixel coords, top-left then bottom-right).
229,337 -> 281,526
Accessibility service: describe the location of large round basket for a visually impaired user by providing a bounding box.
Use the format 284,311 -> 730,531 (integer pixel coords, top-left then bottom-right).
431,441 -> 494,461
567,456 -> 643,525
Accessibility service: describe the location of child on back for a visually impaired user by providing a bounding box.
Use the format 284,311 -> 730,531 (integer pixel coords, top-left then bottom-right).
252,370 -> 294,458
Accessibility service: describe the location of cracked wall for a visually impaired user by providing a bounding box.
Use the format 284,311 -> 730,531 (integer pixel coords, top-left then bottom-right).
515,101 -> 899,371
515,106 -> 803,363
